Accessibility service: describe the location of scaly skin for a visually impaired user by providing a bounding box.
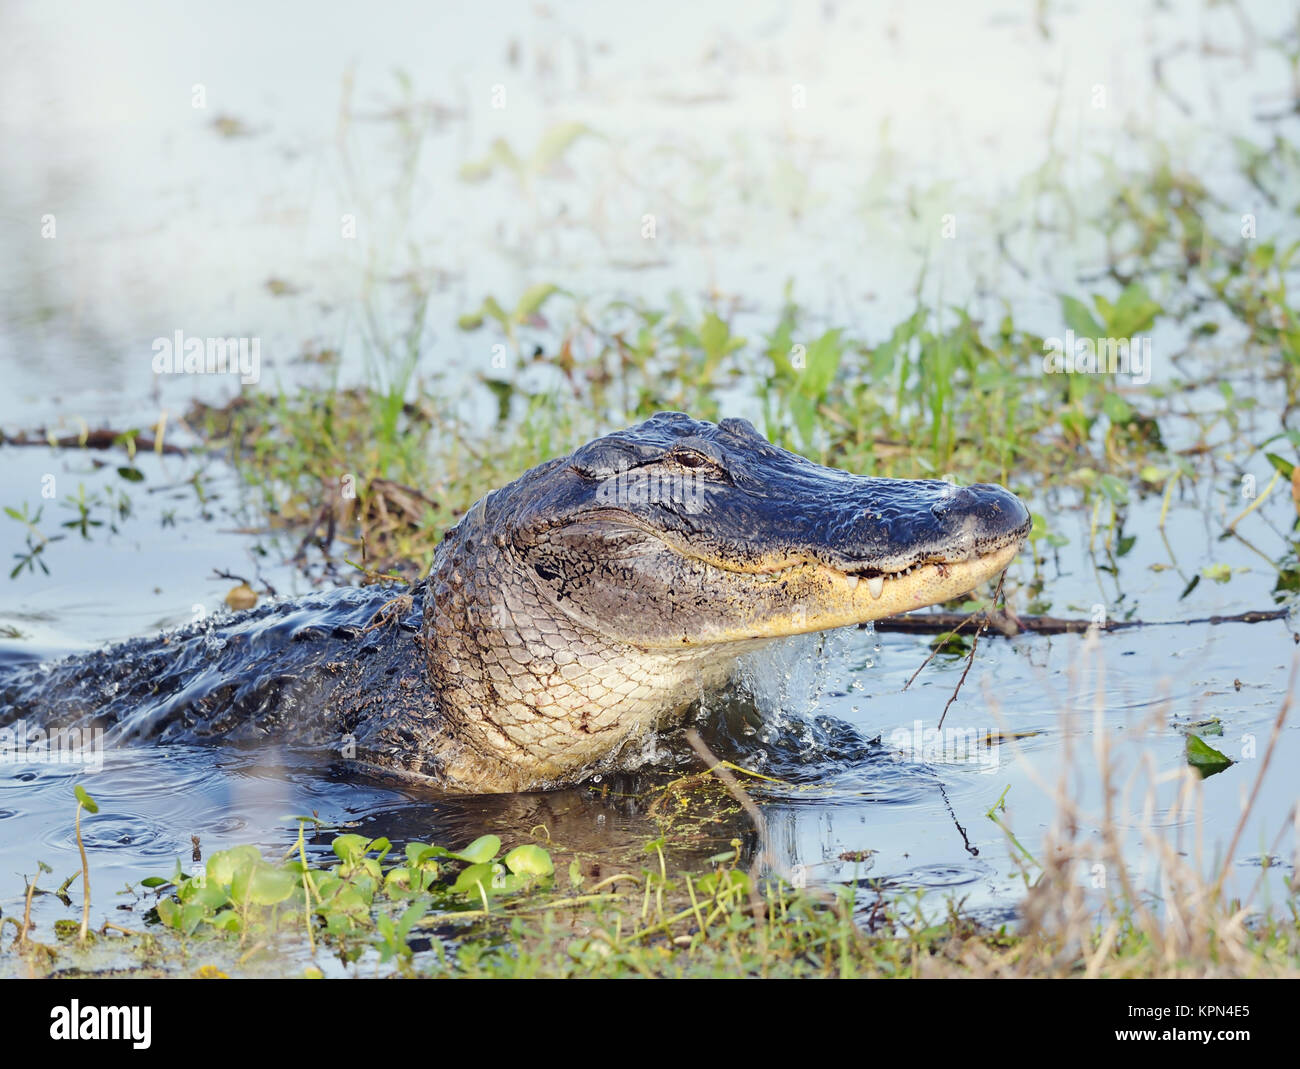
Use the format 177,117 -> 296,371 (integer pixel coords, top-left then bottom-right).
0,413 -> 1031,793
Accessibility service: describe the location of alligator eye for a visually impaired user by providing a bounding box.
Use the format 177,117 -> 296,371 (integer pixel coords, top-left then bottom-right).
661,447 -> 733,484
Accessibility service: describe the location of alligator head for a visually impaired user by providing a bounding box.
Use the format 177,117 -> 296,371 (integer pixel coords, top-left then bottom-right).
424,412 -> 1030,791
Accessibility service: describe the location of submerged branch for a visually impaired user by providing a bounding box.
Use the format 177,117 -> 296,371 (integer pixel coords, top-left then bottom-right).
870,607 -> 1289,637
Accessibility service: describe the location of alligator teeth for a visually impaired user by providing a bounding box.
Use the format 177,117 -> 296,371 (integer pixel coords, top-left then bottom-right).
845,575 -> 860,592
866,575 -> 884,600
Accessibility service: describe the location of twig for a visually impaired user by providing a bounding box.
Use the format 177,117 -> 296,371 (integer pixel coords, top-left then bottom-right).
0,428 -> 187,456
871,607 -> 1288,637
901,610 -> 979,689
904,574 -> 1005,719
17,877 -> 36,948
936,629 -> 981,732
684,729 -> 772,909
683,731 -> 768,839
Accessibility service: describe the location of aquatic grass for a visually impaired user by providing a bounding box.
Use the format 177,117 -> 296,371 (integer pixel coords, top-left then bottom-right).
7,668 -> 1298,980
73,786 -> 97,942
189,271 -> 1204,590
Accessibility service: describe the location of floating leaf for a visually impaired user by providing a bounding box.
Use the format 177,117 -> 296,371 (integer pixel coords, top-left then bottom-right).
245,866 -> 297,906
179,901 -> 207,935
1186,734 -> 1232,778
331,834 -> 370,864
451,834 -> 501,864
452,862 -> 495,895
207,845 -> 260,887
503,844 -> 553,877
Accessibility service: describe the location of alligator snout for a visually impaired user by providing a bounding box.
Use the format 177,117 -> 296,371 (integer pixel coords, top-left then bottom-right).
930,483 -> 1031,546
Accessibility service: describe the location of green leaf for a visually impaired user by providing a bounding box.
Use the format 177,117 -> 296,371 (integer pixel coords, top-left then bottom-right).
697,869 -> 752,896
74,785 -> 98,814
1101,392 -> 1133,425
179,901 -> 207,935
503,844 -> 553,877
1103,283 -> 1161,338
513,283 -> 560,324
1098,474 -> 1130,505
191,882 -> 231,910
458,138 -> 521,182
481,297 -> 509,331
530,121 -> 592,174
1061,295 -> 1103,339
245,866 -> 297,906
1264,453 -> 1295,478
451,835 -> 501,864
790,393 -> 817,449
332,887 -> 372,915
406,843 -> 449,867
698,312 -> 744,367
1186,735 -> 1232,777
799,329 -> 844,399
207,845 -> 260,887
452,862 -> 495,895
331,834 -> 370,864
116,467 -> 145,483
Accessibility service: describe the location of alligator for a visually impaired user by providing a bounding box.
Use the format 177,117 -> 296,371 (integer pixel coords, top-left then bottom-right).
0,412 -> 1030,794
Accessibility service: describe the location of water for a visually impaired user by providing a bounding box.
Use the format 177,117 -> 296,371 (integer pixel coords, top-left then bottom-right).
1,0 -> 1298,965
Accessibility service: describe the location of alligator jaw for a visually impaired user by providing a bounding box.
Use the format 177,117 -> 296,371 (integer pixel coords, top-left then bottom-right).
669,535 -> 1025,644
800,537 -> 1021,632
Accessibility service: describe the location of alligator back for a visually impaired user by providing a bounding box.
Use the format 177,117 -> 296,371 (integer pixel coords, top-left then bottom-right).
0,584 -> 429,752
